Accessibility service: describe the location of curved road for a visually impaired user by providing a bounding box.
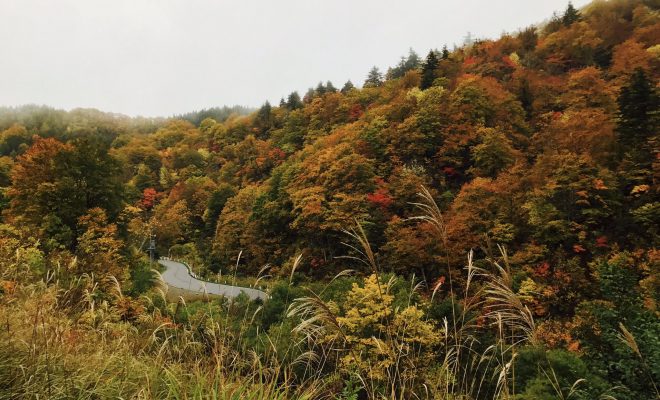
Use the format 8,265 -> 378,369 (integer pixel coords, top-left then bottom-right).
158,258 -> 268,301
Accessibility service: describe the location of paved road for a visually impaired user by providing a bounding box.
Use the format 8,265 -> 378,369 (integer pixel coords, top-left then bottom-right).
158,258 -> 268,301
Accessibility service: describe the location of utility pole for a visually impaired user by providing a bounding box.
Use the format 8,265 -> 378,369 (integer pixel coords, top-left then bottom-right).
148,230 -> 156,266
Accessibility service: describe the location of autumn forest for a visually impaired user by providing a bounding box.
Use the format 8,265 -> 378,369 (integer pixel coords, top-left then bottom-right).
0,1 -> 658,399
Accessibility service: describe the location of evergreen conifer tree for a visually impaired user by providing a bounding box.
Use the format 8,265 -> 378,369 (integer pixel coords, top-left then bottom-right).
420,50 -> 439,90
562,2 -> 580,26
441,45 -> 450,60
315,81 -> 327,96
286,91 -> 303,110
364,66 -> 383,88
615,68 -> 659,193
404,48 -> 421,70
325,81 -> 337,93
617,69 -> 659,156
254,101 -> 273,136
341,80 -> 355,94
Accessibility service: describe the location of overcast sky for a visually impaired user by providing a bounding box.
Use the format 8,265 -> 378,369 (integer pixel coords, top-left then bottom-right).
0,0 -> 590,117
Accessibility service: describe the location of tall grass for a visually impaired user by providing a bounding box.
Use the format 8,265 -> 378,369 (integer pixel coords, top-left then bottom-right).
0,186 -> 618,399
0,261 -> 324,399
287,186 -> 597,399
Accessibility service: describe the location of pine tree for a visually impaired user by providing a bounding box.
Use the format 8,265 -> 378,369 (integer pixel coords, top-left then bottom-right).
404,48 -> 421,70
254,101 -> 273,136
420,50 -> 439,90
315,81 -> 327,96
286,91 -> 303,110
562,2 -> 580,26
256,101 -> 272,121
617,69 -> 659,153
441,45 -> 450,60
616,69 -> 658,204
325,81 -> 337,93
387,49 -> 421,80
341,80 -> 355,94
364,66 -> 383,88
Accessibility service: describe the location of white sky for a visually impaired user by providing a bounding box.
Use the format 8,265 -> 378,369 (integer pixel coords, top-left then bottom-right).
0,0 -> 590,117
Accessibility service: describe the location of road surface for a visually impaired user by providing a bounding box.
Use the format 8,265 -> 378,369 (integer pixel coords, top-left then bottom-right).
158,258 -> 268,301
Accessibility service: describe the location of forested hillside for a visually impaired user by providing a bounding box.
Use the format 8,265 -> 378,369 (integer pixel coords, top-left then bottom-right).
0,1 -> 658,398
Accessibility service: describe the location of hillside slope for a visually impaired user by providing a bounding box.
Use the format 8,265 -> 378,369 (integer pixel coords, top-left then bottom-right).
0,0 -> 658,398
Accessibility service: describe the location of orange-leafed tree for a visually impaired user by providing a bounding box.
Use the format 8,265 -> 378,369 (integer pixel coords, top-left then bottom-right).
611,39 -> 654,81
7,137 -> 71,221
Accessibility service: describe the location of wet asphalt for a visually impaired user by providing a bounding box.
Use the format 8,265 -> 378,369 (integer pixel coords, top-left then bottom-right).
158,259 -> 268,301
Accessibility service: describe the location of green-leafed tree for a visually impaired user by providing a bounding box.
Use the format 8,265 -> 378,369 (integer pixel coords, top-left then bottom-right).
8,137 -> 123,249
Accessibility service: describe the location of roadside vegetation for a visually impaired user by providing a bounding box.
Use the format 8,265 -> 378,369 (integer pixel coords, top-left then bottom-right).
0,0 -> 658,398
